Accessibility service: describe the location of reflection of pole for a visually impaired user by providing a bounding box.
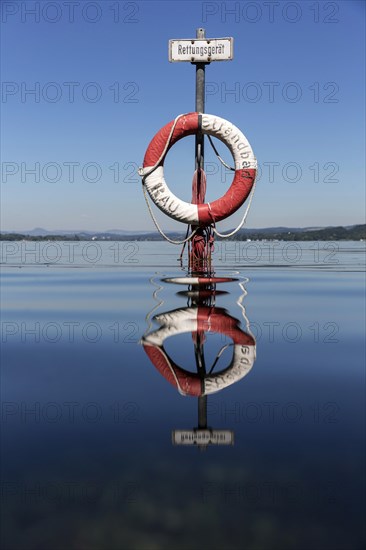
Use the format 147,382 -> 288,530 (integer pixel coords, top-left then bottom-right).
171,330 -> 235,448
198,395 -> 207,429
195,337 -> 208,451
194,337 -> 206,425
194,332 -> 206,371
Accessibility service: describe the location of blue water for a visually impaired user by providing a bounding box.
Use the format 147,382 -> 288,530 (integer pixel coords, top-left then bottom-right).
1,241 -> 365,550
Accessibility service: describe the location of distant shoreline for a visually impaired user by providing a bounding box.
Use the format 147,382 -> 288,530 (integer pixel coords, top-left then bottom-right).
1,225 -> 365,242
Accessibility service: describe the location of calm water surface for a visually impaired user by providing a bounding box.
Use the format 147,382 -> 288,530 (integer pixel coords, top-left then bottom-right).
1,241 -> 365,550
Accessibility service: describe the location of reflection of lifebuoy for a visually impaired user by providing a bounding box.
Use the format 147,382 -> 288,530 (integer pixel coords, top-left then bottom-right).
163,276 -> 237,285
139,113 -> 257,226
142,306 -> 256,396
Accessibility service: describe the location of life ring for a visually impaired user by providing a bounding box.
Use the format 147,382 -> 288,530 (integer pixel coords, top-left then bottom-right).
139,113 -> 257,226
142,306 -> 256,397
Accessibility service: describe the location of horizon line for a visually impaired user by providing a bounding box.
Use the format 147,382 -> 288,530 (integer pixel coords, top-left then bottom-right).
1,222 -> 365,234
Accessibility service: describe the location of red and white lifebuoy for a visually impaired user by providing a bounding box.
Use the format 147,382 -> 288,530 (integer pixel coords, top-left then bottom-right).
139,113 -> 257,226
142,306 -> 256,397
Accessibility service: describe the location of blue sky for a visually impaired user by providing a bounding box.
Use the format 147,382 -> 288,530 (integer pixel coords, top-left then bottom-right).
1,0 -> 365,231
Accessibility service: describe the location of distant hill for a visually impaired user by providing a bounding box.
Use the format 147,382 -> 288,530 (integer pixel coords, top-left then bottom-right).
2,227 -> 151,237
1,225 -> 365,241
233,225 -> 366,241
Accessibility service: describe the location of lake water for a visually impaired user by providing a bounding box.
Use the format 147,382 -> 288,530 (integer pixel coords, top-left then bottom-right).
1,241 -> 365,550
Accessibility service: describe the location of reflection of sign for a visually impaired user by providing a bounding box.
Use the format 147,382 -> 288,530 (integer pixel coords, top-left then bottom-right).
169,38 -> 233,62
172,430 -> 234,445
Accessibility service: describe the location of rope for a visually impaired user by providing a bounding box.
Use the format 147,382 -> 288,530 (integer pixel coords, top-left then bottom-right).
237,279 -> 257,358
142,184 -> 198,245
140,113 -> 199,246
144,276 -> 165,335
208,343 -> 233,374
211,176 -> 257,238
207,135 -> 235,171
179,226 -> 190,261
138,113 -> 185,179
207,134 -> 257,239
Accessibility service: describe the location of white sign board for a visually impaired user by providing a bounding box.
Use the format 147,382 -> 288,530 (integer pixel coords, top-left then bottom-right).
172,429 -> 234,445
169,38 -> 233,63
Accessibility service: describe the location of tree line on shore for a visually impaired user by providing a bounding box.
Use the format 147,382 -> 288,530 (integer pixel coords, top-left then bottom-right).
1,225 -> 365,242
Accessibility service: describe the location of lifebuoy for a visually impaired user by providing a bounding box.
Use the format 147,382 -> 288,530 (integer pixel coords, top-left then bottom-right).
142,306 -> 256,397
139,113 -> 257,226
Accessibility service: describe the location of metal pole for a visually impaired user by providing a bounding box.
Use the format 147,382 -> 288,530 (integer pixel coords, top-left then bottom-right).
189,28 -> 209,272
195,27 -> 206,171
